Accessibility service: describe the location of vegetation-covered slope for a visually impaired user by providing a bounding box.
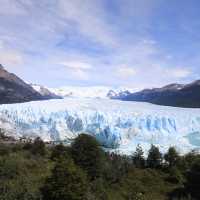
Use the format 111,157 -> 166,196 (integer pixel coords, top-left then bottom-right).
0,133 -> 200,200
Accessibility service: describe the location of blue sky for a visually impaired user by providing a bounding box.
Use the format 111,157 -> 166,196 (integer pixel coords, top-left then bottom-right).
0,0 -> 200,89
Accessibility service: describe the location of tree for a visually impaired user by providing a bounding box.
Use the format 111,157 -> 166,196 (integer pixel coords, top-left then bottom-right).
147,145 -> 162,169
185,159 -> 200,199
132,144 -> 145,168
164,147 -> 179,168
183,150 -> 200,170
0,129 -> 6,140
41,157 -> 88,200
0,153 -> 44,200
167,167 -> 184,184
104,153 -> 131,184
89,178 -> 109,200
0,143 -> 10,156
31,137 -> 46,156
71,134 -> 105,180
50,143 -> 70,161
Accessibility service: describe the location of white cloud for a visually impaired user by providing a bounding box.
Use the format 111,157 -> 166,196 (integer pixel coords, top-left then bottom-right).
57,0 -> 119,47
0,41 -> 3,49
59,61 -> 92,80
59,61 -> 92,70
0,51 -> 24,66
0,0 -> 196,88
116,66 -> 137,79
166,68 -> 192,78
0,0 -> 28,15
70,69 -> 90,80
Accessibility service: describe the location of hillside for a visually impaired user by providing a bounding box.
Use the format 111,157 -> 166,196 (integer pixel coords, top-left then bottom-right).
0,64 -> 60,104
119,80 -> 200,108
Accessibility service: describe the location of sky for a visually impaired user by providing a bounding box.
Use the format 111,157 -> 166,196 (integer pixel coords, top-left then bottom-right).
0,0 -> 200,90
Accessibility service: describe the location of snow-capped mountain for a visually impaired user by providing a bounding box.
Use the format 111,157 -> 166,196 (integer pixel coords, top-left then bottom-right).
119,80 -> 200,108
48,86 -> 135,99
0,64 -> 45,104
30,84 -> 62,99
0,64 -> 62,104
0,98 -> 200,154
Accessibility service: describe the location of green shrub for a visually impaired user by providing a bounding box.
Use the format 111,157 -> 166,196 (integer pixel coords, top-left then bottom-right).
41,157 -> 88,200
71,134 -> 105,180
147,145 -> 162,169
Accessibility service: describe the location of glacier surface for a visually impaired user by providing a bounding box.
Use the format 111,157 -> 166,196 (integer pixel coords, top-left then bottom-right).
0,98 -> 200,154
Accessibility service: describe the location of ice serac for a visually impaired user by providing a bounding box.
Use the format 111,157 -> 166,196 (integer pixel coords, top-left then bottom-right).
0,98 -> 200,154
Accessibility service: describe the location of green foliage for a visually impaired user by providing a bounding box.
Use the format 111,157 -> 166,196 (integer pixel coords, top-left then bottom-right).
11,143 -> 23,153
71,134 -> 105,180
119,168 -> 173,200
1,134 -> 200,200
31,137 -> 46,156
132,144 -> 145,168
167,167 -> 184,184
147,145 -> 162,169
165,147 -> 180,168
41,157 -> 88,200
50,143 -> 70,161
0,129 -> 6,140
89,178 -> 109,200
0,144 -> 11,156
185,158 -> 200,199
103,153 -> 131,184
0,152 -> 50,200
23,141 -> 33,151
183,150 -> 200,170
23,137 -> 46,157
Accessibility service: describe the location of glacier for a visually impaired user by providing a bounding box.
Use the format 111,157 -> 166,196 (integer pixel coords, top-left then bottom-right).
0,98 -> 200,154
48,86 -> 136,98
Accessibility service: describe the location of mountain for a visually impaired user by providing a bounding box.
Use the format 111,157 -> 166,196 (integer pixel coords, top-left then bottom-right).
30,84 -> 62,99
0,64 -> 60,104
118,80 -> 200,108
0,98 -> 199,154
49,86 -> 135,99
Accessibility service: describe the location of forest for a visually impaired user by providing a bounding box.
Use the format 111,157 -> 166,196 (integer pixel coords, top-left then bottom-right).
0,132 -> 200,200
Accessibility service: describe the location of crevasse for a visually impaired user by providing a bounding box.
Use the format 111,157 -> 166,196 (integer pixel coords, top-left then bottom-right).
0,98 -> 200,154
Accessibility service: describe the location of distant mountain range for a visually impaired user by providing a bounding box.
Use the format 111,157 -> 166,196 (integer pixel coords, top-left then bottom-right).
0,64 -> 134,103
0,64 -> 199,108
48,86 -> 135,99
116,81 -> 200,108
30,84 -> 62,100
0,64 -> 61,104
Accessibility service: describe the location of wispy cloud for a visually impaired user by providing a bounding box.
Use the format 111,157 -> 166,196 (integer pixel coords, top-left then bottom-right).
59,61 -> 92,70
57,0 -> 119,47
0,38 -> 24,66
116,66 -> 137,79
0,0 -> 198,88
166,68 -> 192,78
0,0 -> 28,15
59,61 -> 92,80
0,51 -> 23,66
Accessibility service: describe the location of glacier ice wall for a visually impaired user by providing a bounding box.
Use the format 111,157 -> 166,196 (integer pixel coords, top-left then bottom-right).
0,98 -> 200,154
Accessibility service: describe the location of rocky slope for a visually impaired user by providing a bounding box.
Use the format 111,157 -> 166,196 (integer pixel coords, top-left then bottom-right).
119,80 -> 200,108
30,84 -> 62,99
0,64 -> 60,104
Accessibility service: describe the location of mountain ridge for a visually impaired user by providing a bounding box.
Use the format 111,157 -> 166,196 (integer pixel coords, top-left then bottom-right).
30,84 -> 62,99
48,86 -> 136,99
0,64 -> 61,104
117,80 -> 200,108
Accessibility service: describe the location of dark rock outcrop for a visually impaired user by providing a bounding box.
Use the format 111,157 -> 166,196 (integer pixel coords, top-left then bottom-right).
0,64 -> 60,104
118,80 -> 200,108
